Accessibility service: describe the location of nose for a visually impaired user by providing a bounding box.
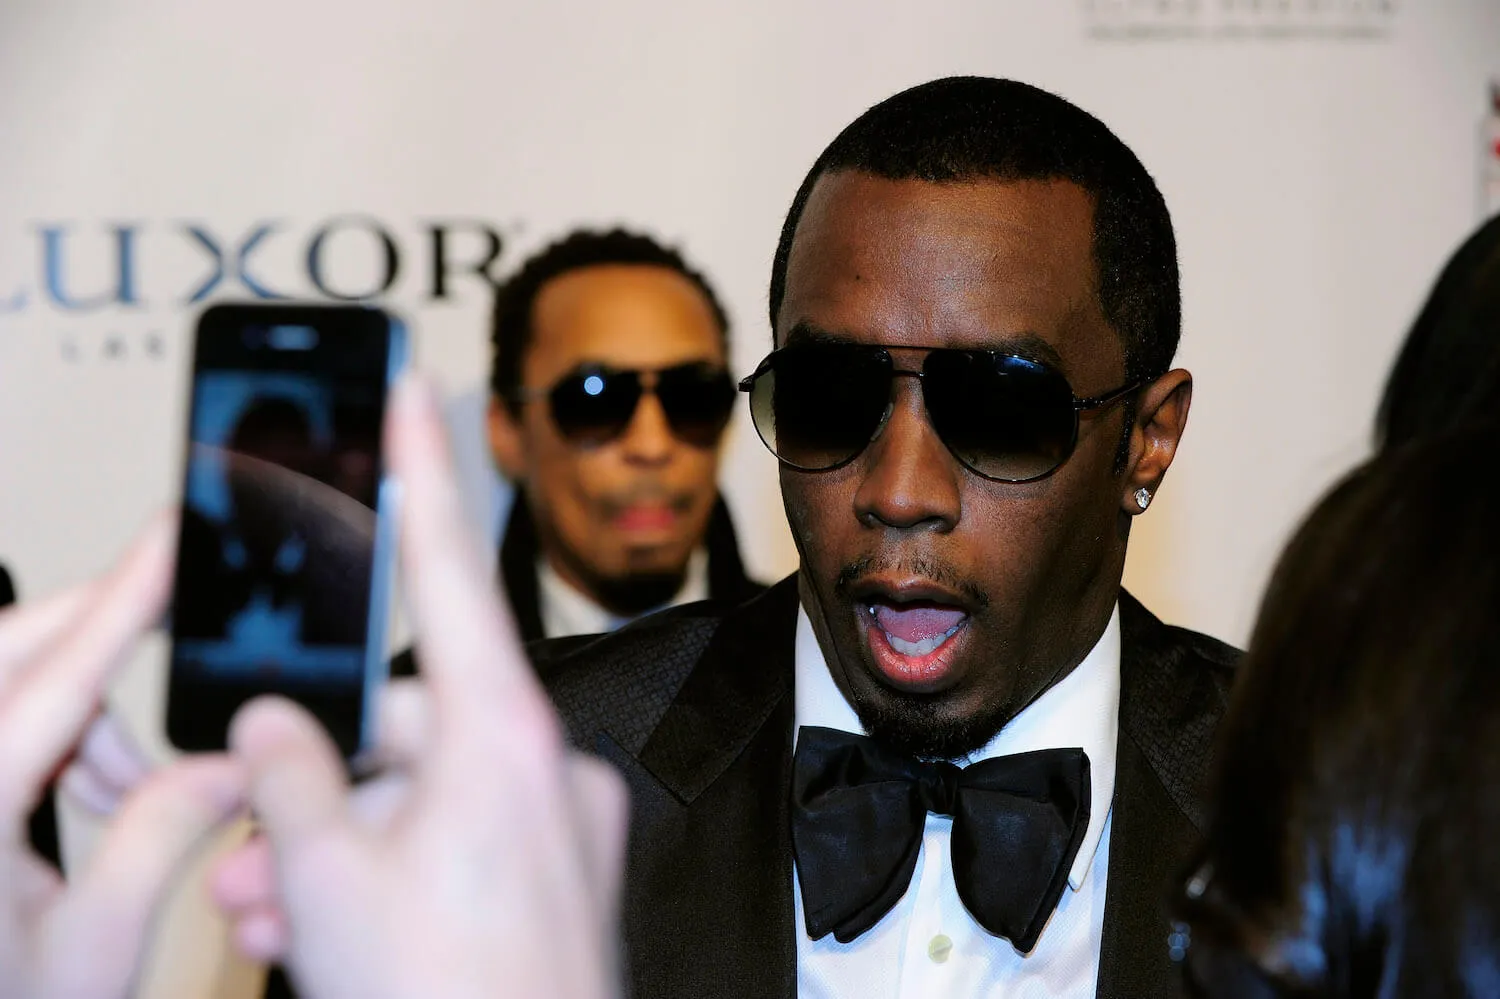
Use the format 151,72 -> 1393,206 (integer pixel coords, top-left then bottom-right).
852,376 -> 961,533
618,388 -> 675,466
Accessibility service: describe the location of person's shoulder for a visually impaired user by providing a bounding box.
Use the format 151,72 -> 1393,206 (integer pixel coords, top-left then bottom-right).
1119,589 -> 1239,693
537,580 -> 798,751
1117,590 -> 1242,829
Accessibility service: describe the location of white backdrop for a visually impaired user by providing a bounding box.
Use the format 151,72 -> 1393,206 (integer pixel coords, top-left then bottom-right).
1,2 -> 1497,996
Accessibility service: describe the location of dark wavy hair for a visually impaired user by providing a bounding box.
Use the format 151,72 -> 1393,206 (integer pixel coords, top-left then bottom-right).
1177,423 -> 1500,997
1376,213 -> 1500,449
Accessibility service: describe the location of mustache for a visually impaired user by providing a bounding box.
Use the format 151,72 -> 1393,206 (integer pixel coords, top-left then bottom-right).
595,483 -> 697,517
833,554 -> 991,611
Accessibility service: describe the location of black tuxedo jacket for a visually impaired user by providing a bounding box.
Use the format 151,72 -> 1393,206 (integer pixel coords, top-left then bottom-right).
539,575 -> 1239,999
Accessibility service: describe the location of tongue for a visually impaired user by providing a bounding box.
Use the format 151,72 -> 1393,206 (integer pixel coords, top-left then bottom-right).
873,603 -> 967,644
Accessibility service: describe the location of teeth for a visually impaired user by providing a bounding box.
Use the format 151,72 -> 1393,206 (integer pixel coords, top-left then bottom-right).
883,623 -> 962,658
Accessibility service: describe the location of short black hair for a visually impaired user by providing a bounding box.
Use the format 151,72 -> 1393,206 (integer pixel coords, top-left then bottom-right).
769,77 -> 1180,383
490,228 -> 729,407
1376,213 -> 1500,450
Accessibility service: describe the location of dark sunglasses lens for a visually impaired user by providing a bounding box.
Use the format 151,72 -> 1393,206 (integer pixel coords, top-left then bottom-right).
548,370 -> 641,446
748,344 -> 891,470
654,365 -> 736,447
923,352 -> 1077,481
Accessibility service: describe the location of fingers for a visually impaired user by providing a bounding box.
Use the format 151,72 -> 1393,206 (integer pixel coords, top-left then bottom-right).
566,755 -> 630,921
13,850 -> 63,918
230,696 -> 350,846
0,583 -> 95,685
211,834 -> 290,963
233,908 -> 290,963
212,832 -> 277,913
367,680 -> 433,770
58,713 -> 153,816
387,377 -> 556,752
0,515 -> 175,839
58,760 -> 128,817
48,756 -> 245,989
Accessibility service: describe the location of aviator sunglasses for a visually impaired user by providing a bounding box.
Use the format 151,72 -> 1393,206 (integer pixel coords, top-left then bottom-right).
509,361 -> 736,448
738,341 -> 1153,483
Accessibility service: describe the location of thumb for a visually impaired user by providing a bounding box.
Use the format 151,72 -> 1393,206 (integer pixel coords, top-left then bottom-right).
230,697 -> 350,847
44,756 -> 246,994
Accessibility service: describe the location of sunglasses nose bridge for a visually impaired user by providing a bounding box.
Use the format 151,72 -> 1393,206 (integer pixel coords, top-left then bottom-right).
854,405 -> 963,533
852,368 -> 916,449
615,387 -> 677,463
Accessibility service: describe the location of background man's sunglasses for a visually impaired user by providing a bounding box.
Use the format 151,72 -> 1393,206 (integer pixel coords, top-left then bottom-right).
738,342 -> 1152,483
512,362 -> 736,448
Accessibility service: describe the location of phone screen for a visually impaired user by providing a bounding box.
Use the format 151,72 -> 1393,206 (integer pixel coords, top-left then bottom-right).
166,304 -> 403,757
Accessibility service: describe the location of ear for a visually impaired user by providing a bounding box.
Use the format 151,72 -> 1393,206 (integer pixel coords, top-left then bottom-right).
1120,369 -> 1192,516
486,394 -> 528,481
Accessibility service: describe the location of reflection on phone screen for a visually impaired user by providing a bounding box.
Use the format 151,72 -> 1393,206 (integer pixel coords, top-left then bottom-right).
174,371 -> 380,683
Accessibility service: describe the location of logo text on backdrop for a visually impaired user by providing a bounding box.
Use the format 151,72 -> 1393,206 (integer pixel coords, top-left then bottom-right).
1083,0 -> 1397,41
0,216 -> 513,361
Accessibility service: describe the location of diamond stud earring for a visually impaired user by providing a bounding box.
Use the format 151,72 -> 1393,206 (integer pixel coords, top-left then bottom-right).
1134,487 -> 1152,511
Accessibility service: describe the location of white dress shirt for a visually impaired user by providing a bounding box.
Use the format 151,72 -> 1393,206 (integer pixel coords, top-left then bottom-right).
535,549 -> 709,639
792,604 -> 1122,998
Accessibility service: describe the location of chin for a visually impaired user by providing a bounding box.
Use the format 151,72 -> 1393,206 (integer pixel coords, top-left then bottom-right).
847,673 -> 1016,762
619,546 -> 694,578
588,559 -> 692,617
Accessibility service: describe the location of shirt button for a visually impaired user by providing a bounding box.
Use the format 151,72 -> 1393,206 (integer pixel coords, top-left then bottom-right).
928,934 -> 953,964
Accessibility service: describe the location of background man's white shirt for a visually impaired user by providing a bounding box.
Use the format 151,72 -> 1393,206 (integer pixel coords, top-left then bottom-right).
535,549 -> 708,639
792,606 -> 1122,998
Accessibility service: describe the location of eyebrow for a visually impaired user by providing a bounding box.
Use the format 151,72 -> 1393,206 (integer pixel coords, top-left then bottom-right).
783,321 -> 1067,369
783,321 -> 855,347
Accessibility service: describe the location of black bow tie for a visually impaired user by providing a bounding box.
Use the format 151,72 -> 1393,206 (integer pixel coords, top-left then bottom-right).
790,726 -> 1091,952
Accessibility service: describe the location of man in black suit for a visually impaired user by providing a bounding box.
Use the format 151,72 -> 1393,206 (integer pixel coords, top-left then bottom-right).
539,77 -> 1237,998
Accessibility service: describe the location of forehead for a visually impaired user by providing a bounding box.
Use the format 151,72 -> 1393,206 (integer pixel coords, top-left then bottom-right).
778,172 -> 1116,379
525,264 -> 725,381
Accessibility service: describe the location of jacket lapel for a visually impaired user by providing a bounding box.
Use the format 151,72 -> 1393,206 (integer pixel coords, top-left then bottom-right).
1095,592 -> 1237,999
604,577 -> 800,999
1094,731 -> 1201,998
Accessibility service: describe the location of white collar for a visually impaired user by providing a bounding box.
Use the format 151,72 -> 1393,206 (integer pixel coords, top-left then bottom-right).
793,603 -> 1121,890
536,548 -> 709,639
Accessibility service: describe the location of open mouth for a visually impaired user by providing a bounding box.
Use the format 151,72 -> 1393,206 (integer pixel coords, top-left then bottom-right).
856,595 -> 972,690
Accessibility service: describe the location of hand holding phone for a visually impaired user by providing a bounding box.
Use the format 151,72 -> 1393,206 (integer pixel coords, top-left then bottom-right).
166,303 -> 407,759
0,519 -> 247,999
212,377 -> 627,999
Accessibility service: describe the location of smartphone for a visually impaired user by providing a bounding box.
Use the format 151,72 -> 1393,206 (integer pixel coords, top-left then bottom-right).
165,303 -> 407,759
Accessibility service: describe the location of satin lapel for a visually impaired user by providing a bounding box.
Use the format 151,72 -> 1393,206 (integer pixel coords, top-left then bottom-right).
1095,592 -> 1234,998
608,577 -> 800,999
1094,733 -> 1198,999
